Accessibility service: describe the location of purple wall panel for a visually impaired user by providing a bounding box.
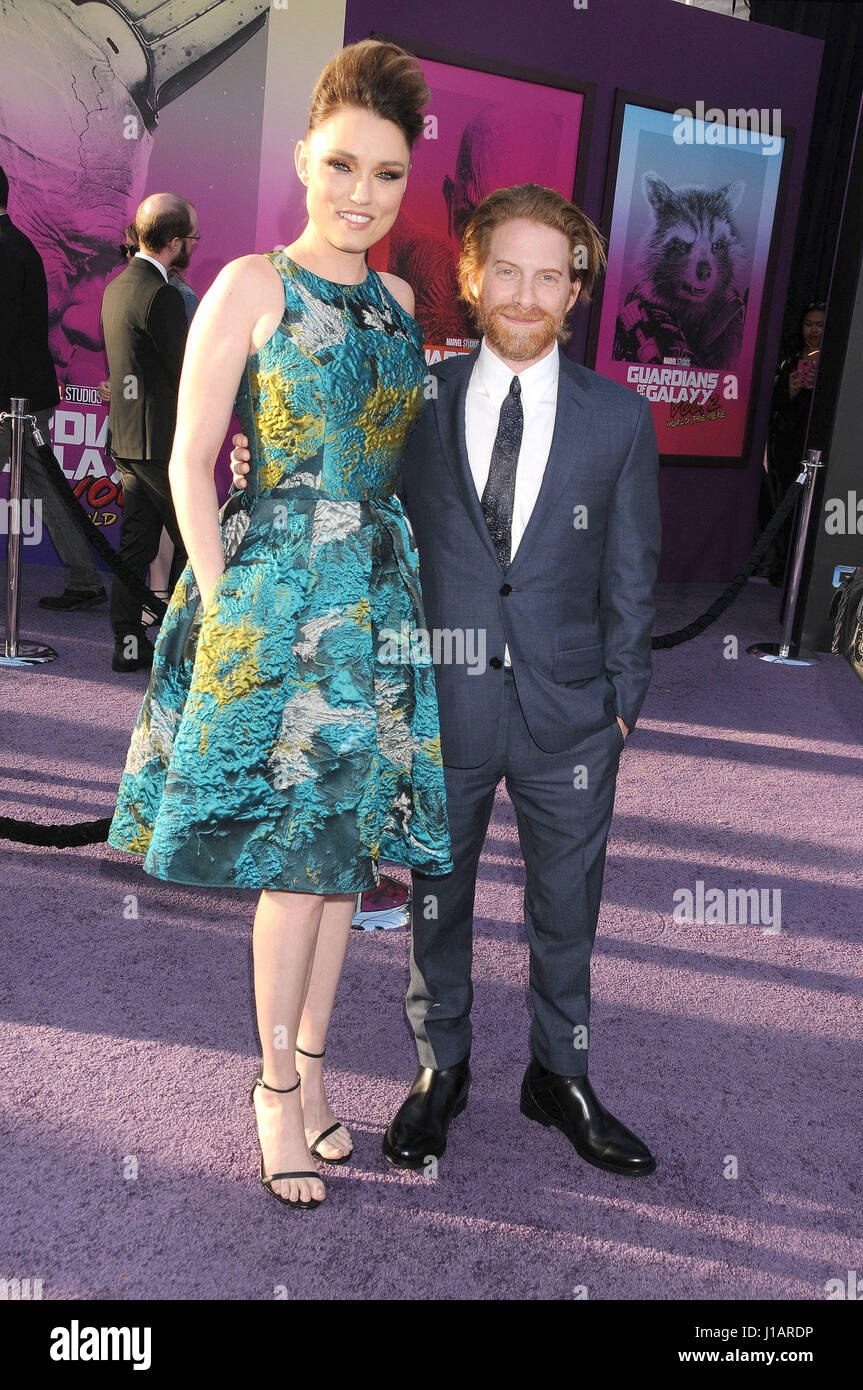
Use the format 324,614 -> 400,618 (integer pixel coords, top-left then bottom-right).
344,0 -> 823,581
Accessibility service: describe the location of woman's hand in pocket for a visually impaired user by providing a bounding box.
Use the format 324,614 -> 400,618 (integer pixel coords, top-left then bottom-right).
199,569 -> 225,615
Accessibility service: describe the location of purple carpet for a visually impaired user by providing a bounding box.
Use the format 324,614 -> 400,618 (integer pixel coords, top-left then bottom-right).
2,563 -> 861,1300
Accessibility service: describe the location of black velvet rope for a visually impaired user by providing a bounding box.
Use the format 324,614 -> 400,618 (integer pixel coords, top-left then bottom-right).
0,440 -> 803,847
0,814 -> 113,848
651,475 -> 802,648
33,436 -> 168,622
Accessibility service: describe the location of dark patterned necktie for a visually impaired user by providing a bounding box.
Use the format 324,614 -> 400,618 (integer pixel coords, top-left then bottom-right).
480,374 -> 523,568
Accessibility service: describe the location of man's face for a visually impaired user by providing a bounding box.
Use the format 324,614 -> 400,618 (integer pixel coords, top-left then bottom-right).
168,208 -> 198,271
472,218 -> 579,363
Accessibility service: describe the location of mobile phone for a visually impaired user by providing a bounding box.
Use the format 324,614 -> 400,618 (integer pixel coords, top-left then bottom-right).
798,351 -> 818,379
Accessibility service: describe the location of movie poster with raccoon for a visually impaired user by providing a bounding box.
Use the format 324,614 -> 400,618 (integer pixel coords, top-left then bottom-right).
590,96 -> 790,466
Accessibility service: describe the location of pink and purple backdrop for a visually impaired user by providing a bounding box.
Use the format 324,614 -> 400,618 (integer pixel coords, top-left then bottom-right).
0,0 -> 270,570
367,55 -> 584,363
0,0 -> 823,584
345,0 -> 822,582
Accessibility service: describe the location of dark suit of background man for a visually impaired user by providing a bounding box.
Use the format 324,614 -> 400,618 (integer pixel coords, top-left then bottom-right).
0,163 -> 106,610
383,186 -> 662,1179
100,191 -> 197,672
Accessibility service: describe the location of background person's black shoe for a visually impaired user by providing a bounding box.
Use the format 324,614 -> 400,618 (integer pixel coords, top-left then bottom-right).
112,633 -> 155,673
520,1059 -> 656,1177
39,586 -> 107,610
382,1058 -> 471,1169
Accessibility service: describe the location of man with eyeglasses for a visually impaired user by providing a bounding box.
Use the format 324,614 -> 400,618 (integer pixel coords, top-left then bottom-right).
100,193 -> 197,671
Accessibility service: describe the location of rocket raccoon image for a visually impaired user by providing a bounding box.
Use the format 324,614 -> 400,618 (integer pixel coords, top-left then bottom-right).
613,172 -> 749,369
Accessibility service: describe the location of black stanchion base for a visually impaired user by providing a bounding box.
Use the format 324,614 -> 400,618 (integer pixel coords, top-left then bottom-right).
1,638 -> 58,666
747,640 -> 820,666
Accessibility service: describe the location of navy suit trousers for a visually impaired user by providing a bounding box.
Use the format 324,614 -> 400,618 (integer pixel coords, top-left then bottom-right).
407,667 -> 624,1075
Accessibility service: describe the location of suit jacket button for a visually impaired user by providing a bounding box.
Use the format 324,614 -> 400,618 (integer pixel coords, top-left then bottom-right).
489,656 -> 502,669
499,583 -> 512,595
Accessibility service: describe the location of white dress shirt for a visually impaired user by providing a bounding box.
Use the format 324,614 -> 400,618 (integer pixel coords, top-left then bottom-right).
465,337 -> 559,665
134,251 -> 168,282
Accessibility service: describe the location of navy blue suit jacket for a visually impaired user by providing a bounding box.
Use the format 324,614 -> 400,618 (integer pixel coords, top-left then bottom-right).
398,345 -> 661,767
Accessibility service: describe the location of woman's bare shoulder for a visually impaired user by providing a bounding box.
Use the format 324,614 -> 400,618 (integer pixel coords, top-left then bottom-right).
212,253 -> 283,296
220,255 -> 280,287
195,255 -> 283,340
378,270 -> 415,317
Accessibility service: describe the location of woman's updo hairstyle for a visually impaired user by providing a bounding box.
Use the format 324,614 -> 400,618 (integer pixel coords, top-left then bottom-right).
307,39 -> 430,151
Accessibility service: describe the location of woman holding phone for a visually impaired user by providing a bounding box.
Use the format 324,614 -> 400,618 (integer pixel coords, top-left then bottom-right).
108,39 -> 452,1212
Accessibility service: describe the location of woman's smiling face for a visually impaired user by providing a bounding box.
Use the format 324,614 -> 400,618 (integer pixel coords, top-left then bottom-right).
296,106 -> 411,256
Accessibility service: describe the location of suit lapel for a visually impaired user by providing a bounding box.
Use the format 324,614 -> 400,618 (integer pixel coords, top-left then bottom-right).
506,355 -> 589,579
433,350 -> 502,568
432,347 -> 591,575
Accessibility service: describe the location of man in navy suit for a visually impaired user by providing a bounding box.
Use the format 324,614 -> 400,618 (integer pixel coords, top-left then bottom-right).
230,184 -> 661,1177
386,184 -> 661,1177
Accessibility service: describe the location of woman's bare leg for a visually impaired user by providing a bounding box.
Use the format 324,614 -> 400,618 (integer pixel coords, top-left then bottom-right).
149,527 -> 174,592
252,888 -> 328,1204
296,893 -> 356,1159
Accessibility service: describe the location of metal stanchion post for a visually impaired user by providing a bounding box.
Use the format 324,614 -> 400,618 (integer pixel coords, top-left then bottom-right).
1,397 -> 57,667
748,448 -> 824,666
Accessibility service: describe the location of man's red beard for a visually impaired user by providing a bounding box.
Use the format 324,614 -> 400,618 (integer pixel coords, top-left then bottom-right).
475,300 -> 564,361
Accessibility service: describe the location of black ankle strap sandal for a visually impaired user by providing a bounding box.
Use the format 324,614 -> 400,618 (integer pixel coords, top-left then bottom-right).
249,1066 -> 323,1210
294,1044 -> 354,1165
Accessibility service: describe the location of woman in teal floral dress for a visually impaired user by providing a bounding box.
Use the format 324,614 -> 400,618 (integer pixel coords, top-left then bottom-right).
108,41 -> 452,1211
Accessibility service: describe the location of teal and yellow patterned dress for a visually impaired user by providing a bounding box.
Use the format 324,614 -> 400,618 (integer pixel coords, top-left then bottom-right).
107,252 -> 453,892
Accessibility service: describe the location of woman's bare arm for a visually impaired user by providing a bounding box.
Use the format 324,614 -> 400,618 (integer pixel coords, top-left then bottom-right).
168,255 -> 282,607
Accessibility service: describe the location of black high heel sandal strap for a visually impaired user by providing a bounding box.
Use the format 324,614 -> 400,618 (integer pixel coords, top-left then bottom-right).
295,1045 -> 325,1058
256,1071 -> 300,1093
309,1122 -> 344,1156
264,1169 -> 320,1181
